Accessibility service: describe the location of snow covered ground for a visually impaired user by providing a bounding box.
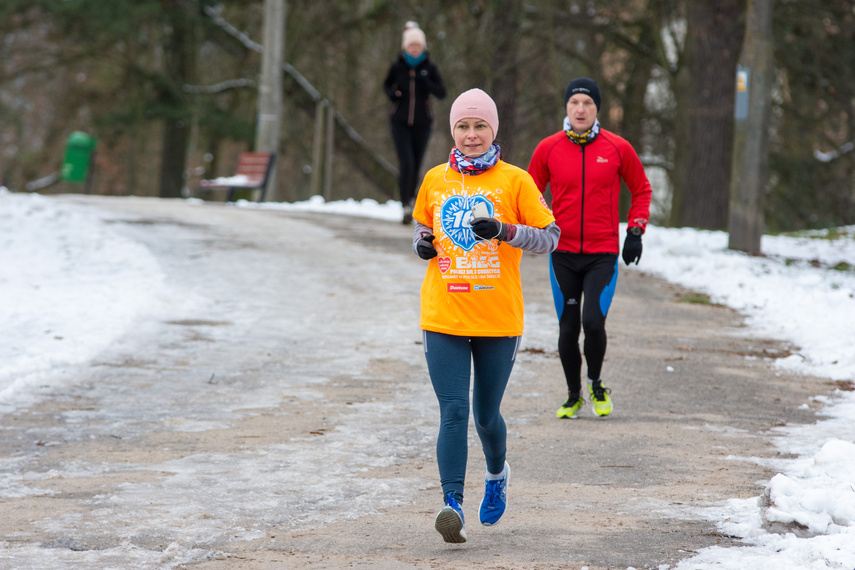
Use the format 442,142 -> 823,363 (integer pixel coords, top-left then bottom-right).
1,188 -> 854,569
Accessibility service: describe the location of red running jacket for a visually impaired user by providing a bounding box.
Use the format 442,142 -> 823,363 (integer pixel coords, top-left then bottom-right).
527,129 -> 652,254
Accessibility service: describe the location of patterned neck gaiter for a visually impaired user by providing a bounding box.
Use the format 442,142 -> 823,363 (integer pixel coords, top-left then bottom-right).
564,117 -> 601,146
449,144 -> 501,175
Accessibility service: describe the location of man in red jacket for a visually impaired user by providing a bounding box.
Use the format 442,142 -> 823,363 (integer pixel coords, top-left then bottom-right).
527,77 -> 652,419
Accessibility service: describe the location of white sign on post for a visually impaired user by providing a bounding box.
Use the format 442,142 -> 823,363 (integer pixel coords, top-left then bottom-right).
735,66 -> 750,121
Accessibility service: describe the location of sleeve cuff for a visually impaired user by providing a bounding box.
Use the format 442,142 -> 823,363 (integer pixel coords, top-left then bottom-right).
504,224 -> 517,241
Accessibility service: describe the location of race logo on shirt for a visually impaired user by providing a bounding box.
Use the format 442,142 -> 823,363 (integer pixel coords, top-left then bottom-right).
440,194 -> 494,252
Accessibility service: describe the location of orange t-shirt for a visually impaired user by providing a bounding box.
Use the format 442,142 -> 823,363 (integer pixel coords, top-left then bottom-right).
413,160 -> 555,337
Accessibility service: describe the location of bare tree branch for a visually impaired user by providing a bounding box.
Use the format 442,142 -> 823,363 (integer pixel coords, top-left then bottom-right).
183,78 -> 255,94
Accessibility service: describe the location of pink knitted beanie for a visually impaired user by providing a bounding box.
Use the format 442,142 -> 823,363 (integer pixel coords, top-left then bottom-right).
448,89 -> 499,139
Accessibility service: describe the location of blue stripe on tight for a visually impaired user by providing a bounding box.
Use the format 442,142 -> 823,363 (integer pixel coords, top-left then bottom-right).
549,252 -> 564,321
599,256 -> 619,317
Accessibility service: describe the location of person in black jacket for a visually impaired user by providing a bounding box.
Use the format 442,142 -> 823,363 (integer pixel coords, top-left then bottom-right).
383,22 -> 447,223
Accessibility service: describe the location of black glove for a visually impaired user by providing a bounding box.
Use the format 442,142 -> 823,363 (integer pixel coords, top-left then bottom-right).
621,229 -> 643,265
470,217 -> 508,241
416,234 -> 438,260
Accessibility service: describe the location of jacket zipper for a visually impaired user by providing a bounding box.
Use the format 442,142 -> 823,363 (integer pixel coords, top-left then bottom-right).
579,145 -> 585,253
408,69 -> 416,126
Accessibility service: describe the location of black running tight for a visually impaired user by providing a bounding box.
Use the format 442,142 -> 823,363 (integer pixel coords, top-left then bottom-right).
549,252 -> 618,396
390,121 -> 432,206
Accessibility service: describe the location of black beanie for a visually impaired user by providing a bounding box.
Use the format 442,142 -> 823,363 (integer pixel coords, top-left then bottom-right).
564,77 -> 601,111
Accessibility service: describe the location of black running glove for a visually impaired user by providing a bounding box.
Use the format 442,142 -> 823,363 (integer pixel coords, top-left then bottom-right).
470,217 -> 508,241
621,229 -> 643,265
416,234 -> 438,260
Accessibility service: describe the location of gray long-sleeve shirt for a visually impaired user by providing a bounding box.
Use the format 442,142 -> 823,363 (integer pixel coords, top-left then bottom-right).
413,221 -> 560,256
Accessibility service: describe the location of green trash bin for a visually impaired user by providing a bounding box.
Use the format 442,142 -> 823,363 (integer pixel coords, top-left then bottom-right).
61,131 -> 98,183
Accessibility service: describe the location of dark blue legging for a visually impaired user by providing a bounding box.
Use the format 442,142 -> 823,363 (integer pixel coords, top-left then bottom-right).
423,330 -> 520,502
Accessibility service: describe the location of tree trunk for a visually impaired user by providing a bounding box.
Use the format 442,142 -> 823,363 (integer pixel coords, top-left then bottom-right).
670,0 -> 745,229
158,2 -> 193,199
728,0 -> 774,253
618,21 -> 657,221
487,0 -> 524,163
255,0 -> 285,202
159,119 -> 189,199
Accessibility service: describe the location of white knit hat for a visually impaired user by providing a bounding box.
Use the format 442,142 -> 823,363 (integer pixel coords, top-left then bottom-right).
402,23 -> 426,49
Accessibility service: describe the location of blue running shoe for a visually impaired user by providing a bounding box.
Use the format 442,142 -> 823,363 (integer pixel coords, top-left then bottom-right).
435,492 -> 466,543
479,462 -> 510,526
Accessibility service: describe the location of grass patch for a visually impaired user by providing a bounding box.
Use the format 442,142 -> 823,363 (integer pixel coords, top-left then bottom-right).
775,256 -> 852,272
780,226 -> 855,241
677,293 -> 714,305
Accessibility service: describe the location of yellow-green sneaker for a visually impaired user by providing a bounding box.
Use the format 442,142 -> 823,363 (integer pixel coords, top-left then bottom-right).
556,394 -> 584,419
588,380 -> 613,417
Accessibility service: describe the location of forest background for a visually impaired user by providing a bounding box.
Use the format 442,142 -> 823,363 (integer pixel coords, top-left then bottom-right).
1,0 -> 853,232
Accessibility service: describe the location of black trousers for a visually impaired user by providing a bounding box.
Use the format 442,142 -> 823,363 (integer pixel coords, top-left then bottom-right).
390,120 -> 432,206
549,252 -> 619,395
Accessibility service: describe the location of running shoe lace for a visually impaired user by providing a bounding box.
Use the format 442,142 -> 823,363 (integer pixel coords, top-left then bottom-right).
592,384 -> 611,402
444,491 -> 462,510
563,395 -> 581,408
483,479 -> 504,506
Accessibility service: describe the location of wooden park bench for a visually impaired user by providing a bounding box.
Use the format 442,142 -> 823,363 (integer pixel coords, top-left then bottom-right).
197,152 -> 276,202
